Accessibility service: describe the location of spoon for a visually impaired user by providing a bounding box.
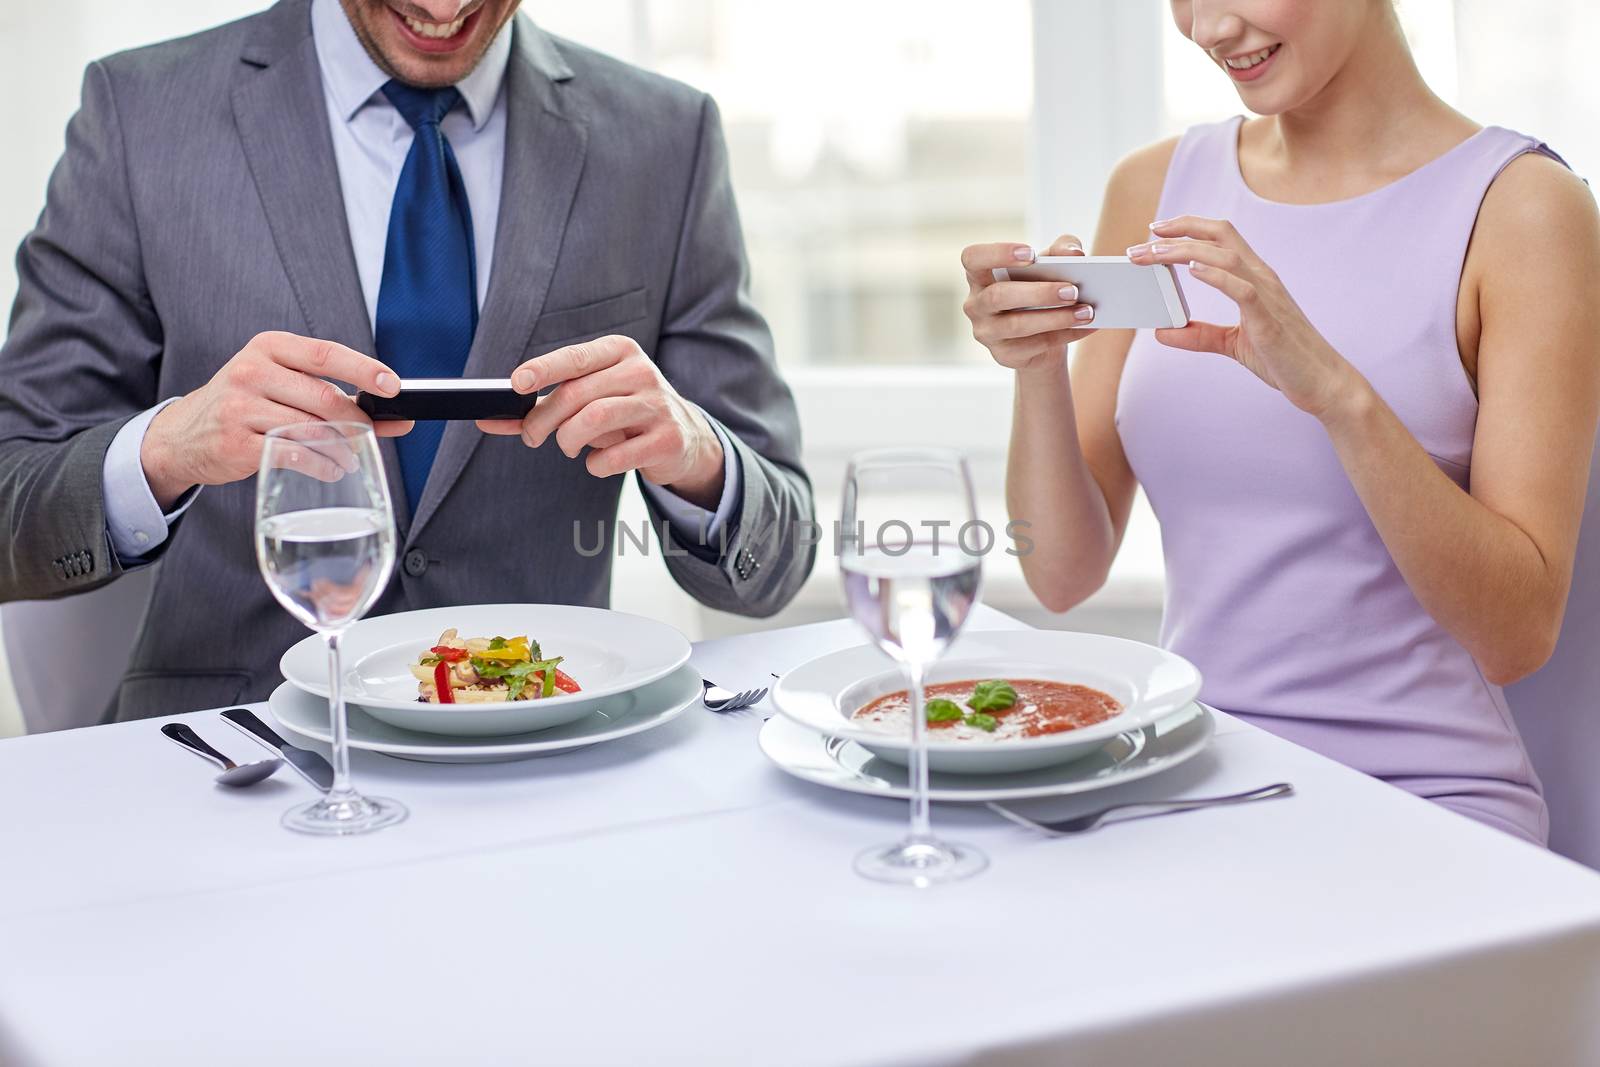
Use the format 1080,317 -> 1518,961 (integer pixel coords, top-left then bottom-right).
161,722 -> 283,787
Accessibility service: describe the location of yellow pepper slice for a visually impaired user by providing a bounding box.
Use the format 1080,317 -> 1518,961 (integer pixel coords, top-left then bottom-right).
474,637 -> 531,662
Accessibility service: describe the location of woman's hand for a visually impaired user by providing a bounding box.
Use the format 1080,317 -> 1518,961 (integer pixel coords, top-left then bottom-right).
961,235 -> 1098,371
1127,216 -> 1363,419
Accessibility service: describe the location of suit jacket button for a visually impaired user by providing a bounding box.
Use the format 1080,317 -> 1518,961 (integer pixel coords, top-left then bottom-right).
403,549 -> 429,577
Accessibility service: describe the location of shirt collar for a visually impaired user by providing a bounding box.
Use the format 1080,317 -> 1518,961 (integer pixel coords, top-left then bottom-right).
311,0 -> 513,131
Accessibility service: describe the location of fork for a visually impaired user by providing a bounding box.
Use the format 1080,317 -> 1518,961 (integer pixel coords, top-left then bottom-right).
701,679 -> 768,714
987,782 -> 1293,835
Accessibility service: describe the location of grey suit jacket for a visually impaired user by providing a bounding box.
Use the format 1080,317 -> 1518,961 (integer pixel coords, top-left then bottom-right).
0,0 -> 815,720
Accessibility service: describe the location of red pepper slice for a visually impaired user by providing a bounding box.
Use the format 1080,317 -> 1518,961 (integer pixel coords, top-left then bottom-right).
429,645 -> 469,662
433,660 -> 455,703
552,669 -> 581,694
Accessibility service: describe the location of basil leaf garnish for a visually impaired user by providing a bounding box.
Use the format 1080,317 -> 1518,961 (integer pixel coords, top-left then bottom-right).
968,680 -> 1018,713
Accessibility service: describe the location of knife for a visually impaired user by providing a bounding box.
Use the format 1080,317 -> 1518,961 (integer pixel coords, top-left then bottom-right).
220,708 -> 334,792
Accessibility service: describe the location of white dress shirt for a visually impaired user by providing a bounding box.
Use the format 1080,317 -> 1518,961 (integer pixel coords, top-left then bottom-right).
102,0 -> 738,561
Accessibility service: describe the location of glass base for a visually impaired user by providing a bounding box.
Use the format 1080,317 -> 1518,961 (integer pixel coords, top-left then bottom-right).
854,838 -> 988,887
283,792 -> 408,836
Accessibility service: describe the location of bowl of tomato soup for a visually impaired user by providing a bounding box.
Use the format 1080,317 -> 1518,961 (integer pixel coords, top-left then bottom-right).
773,630 -> 1203,774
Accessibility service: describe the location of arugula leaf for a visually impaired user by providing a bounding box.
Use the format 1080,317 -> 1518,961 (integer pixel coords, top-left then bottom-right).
964,712 -> 998,732
504,666 -> 537,699
488,637 -> 508,651
968,680 -> 1018,713
501,662 -> 542,700
925,698 -> 964,723
475,658 -> 563,699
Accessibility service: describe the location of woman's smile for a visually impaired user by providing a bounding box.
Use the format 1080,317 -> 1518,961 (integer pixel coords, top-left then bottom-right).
1221,42 -> 1282,82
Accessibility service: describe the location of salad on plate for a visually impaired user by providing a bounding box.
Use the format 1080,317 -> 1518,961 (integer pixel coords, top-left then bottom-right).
411,628 -> 582,704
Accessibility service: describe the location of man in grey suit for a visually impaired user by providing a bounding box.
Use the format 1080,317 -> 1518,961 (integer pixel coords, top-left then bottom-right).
0,0 -> 815,720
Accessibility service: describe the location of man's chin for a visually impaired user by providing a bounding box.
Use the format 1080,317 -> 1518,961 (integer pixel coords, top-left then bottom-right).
370,40 -> 481,87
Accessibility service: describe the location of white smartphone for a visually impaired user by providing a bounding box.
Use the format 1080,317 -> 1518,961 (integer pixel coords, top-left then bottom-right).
991,256 -> 1190,329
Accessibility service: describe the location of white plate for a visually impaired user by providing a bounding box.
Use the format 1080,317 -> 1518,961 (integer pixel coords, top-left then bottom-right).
772,630 -> 1203,775
760,702 -> 1214,802
265,663 -> 700,764
279,605 -> 692,723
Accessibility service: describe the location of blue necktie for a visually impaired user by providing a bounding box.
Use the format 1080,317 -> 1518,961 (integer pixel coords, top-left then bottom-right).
375,82 -> 478,513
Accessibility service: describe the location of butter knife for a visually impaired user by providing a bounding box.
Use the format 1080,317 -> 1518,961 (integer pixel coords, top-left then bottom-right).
221,708 -> 334,792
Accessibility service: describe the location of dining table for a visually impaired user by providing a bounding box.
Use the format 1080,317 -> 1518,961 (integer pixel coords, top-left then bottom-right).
2,604 -> 1598,1066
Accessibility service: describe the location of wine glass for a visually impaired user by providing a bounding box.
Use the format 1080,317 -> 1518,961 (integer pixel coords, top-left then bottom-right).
840,447 -> 986,886
255,422 -> 405,835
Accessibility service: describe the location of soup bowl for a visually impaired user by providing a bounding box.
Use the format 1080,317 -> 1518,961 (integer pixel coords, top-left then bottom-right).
773,630 -> 1203,775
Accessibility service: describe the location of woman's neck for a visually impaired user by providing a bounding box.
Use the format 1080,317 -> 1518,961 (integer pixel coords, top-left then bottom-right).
1260,9 -> 1472,185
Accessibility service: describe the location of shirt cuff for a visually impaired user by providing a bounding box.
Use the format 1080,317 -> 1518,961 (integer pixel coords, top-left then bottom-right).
639,417 -> 743,549
103,399 -> 200,562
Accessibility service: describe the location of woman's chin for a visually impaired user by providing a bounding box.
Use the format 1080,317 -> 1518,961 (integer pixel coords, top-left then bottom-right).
1233,84 -> 1302,118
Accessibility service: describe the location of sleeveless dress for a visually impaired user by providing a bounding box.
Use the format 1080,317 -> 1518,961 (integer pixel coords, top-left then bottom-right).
1116,116 -> 1568,845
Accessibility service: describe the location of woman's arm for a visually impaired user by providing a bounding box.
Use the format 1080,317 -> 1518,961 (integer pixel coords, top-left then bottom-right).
1131,155 -> 1600,684
962,138 -> 1176,611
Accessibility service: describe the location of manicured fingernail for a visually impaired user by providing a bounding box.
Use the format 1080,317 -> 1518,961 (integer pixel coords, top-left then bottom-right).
513,370 -> 535,392
375,372 -> 397,394
1189,260 -> 1207,273
1074,306 -> 1095,322
1149,244 -> 1170,255
1064,242 -> 1084,254
1014,245 -> 1036,262
1058,285 -> 1078,303
1151,218 -> 1174,230
1126,243 -> 1151,257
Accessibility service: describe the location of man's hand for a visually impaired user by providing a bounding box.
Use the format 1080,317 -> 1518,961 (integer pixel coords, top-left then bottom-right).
478,335 -> 725,510
141,331 -> 409,509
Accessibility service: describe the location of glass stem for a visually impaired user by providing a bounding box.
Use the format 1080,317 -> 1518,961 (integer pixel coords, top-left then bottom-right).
906,661 -> 933,846
324,628 -> 355,800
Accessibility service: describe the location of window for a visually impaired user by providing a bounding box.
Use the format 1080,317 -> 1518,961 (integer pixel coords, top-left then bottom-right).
538,0 -> 1034,368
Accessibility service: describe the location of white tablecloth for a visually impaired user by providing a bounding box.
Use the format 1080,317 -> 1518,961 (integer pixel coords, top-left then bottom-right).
2,606 -> 1598,1066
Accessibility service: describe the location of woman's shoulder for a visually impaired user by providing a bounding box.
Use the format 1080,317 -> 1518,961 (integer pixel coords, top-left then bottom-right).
1101,120 -> 1243,230
1469,142 -> 1598,284
1097,132 -> 1197,250
1478,146 -> 1596,240
1106,136 -> 1182,204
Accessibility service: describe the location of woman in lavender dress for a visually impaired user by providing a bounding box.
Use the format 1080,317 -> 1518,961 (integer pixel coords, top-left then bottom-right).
962,0 -> 1600,844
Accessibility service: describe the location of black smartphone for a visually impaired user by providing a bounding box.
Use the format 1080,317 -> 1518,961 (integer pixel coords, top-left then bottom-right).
356,378 -> 537,422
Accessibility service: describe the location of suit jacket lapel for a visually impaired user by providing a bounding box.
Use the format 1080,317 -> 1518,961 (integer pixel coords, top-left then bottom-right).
231,0 -> 410,530
406,17 -> 587,539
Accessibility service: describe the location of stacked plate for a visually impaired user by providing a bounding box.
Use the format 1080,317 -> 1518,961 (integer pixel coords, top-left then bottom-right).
269,604 -> 698,763
764,630 -> 1216,801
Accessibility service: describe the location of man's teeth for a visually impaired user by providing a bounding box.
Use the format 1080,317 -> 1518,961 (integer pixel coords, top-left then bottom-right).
404,15 -> 466,39
1225,45 -> 1278,70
